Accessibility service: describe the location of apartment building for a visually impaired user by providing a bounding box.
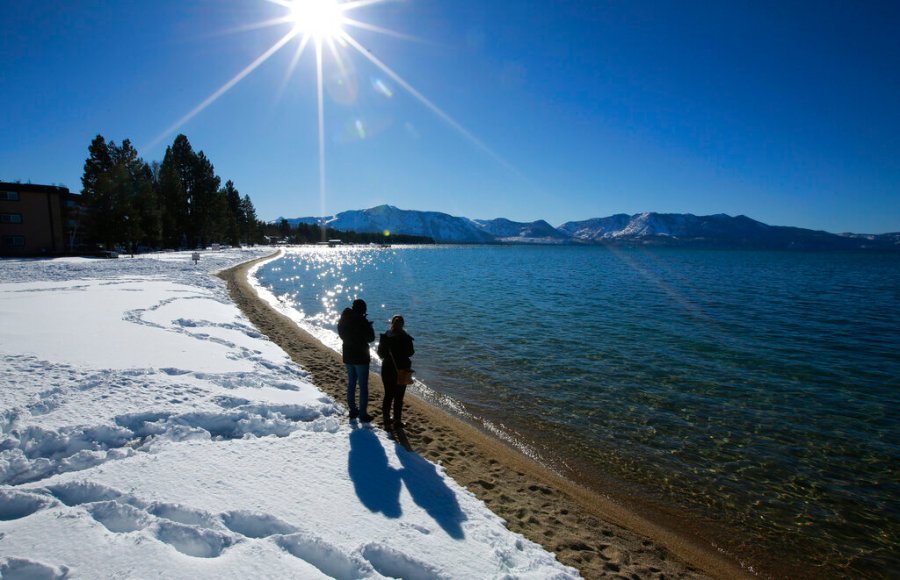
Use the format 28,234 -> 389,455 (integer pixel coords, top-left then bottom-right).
0,182 -> 82,256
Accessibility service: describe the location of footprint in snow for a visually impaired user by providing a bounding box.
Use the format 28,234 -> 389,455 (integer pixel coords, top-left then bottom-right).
47,481 -> 122,506
0,557 -> 70,579
14,475 -> 375,571
154,520 -> 235,558
85,501 -> 152,533
276,532 -> 376,579
221,510 -> 298,538
361,542 -> 450,580
148,502 -> 224,530
0,490 -> 53,520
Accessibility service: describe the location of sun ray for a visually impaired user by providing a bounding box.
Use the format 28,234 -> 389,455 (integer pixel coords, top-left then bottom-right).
143,29 -> 298,152
146,0 -> 535,219
316,37 -> 328,237
339,31 -> 523,177
342,17 -> 424,42
336,0 -> 391,11
264,0 -> 295,10
276,34 -> 314,99
220,16 -> 295,35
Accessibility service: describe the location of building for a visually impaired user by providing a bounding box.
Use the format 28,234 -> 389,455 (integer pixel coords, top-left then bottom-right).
0,182 -> 83,256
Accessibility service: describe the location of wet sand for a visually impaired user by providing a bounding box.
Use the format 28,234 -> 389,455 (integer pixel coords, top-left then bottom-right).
219,254 -> 752,579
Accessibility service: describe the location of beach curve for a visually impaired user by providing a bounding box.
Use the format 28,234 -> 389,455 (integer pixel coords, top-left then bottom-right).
219,252 -> 751,579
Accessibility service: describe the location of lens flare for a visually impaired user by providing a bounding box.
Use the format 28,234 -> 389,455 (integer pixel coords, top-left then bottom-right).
371,77 -> 394,98
146,0 -> 524,236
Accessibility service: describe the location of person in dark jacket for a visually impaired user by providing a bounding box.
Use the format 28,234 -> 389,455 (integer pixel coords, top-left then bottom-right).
337,299 -> 375,422
377,315 -> 415,430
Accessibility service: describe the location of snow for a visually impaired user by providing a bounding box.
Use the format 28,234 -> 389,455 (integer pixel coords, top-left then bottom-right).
308,206 -> 496,243
0,249 -> 578,579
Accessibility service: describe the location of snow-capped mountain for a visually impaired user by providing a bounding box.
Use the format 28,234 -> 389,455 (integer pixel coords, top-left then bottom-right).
282,207 -> 899,250
560,212 -> 763,242
471,218 -> 569,243
559,212 -> 900,249
289,205 -> 494,243
555,214 -> 634,241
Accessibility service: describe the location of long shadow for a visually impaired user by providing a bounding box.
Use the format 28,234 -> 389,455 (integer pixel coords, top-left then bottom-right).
395,442 -> 467,539
348,427 -> 402,518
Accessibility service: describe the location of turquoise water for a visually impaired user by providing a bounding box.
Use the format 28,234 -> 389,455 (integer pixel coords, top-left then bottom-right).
255,245 -> 900,577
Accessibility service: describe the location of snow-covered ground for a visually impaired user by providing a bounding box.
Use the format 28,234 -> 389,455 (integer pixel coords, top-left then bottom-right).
0,249 -> 577,579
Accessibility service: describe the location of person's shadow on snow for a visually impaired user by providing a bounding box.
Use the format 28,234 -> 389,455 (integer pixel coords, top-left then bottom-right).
347,427 -> 467,539
348,427 -> 402,518
396,447 -> 467,539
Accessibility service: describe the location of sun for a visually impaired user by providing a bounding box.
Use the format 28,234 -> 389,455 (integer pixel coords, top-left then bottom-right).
148,0 -> 511,224
287,0 -> 346,41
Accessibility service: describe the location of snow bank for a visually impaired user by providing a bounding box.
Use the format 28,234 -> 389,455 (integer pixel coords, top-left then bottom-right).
0,249 -> 578,578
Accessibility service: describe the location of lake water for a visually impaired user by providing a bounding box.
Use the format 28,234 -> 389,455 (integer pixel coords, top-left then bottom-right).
254,245 -> 899,577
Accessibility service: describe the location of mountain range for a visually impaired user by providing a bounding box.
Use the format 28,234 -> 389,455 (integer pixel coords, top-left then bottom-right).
282,205 -> 900,250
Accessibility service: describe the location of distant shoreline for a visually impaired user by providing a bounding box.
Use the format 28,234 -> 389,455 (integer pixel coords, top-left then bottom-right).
218,253 -> 755,579
281,206 -> 900,249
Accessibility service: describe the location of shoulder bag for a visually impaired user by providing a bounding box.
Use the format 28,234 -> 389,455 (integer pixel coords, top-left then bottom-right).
389,349 -> 414,385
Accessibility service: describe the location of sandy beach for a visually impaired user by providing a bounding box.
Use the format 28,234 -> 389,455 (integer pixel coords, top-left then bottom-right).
220,254 -> 752,579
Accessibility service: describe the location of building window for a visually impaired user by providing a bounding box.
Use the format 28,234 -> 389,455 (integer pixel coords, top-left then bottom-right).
1,213 -> 23,224
0,191 -> 20,201
3,235 -> 25,247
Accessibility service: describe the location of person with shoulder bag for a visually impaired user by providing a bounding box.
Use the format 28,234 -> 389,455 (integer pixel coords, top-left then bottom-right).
377,315 -> 415,430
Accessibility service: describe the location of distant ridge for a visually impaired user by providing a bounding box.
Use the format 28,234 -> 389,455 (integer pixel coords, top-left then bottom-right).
280,205 -> 900,250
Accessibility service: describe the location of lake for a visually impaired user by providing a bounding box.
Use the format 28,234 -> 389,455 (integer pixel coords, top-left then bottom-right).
255,245 -> 900,577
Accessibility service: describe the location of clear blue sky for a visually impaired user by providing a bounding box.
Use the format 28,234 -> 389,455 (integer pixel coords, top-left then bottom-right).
2,1 -> 898,233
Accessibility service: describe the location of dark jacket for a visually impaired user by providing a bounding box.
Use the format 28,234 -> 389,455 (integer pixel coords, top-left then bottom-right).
337,308 -> 375,364
377,331 -> 415,372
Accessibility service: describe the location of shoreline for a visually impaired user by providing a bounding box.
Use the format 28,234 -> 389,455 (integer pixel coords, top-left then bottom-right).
219,253 -> 751,579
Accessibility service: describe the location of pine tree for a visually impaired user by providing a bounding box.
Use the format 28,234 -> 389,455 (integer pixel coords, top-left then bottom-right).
81,132 -> 262,251
158,135 -> 197,248
239,195 -> 260,245
190,150 -> 222,247
222,180 -> 241,246
278,218 -> 292,241
80,135 -> 155,250
157,135 -> 225,248
82,135 -> 113,201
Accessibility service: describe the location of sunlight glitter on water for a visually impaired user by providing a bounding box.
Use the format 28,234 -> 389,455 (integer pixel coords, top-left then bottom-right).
255,244 -> 900,577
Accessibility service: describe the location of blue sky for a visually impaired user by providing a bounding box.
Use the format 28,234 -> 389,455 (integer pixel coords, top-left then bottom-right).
2,1 -> 898,233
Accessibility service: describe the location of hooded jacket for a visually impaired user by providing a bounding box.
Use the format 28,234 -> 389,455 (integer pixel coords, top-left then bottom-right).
337,307 -> 374,364
377,330 -> 415,372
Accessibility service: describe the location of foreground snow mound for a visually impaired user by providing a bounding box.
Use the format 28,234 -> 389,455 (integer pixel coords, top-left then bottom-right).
0,249 -> 578,579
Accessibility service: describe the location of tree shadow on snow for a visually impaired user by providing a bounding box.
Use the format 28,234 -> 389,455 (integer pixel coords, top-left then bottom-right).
347,427 -> 467,539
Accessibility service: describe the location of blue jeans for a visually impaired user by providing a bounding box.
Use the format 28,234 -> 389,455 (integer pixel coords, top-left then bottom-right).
345,364 -> 369,416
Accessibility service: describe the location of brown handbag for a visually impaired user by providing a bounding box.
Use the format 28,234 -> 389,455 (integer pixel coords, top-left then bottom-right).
390,351 -> 414,385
